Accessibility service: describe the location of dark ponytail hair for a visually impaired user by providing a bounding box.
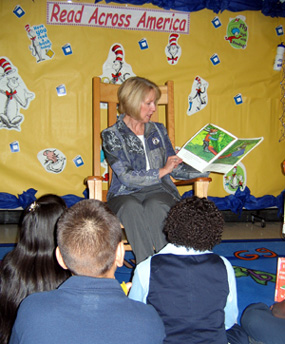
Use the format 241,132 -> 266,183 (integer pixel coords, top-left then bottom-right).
0,194 -> 71,344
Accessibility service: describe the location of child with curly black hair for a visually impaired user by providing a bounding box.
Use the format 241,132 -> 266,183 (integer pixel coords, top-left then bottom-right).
129,196 -> 249,344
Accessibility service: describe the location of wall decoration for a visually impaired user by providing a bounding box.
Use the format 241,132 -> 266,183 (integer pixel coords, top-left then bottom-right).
10,141 -> 20,153
73,155 -> 84,167
47,2 -> 190,34
138,38 -> 148,50
211,16 -> 221,28
100,43 -> 135,84
187,76 -> 208,116
13,5 -> 25,18
25,24 -> 54,63
210,53 -> 220,65
165,33 -> 181,65
0,57 -> 35,132
37,149 -> 66,174
223,163 -> 246,194
225,15 -> 248,49
276,25 -> 284,36
234,93 -> 243,105
62,43 -> 73,56
56,84 -> 67,96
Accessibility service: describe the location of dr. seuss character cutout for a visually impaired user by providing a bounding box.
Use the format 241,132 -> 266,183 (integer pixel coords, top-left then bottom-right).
100,43 -> 135,84
224,163 -> 246,194
225,16 -> 248,49
37,148 -> 66,174
25,24 -> 54,62
0,57 -> 34,131
165,33 -> 181,65
187,76 -> 208,116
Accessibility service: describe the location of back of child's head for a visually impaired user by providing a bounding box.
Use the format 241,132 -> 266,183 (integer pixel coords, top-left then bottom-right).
163,196 -> 224,251
57,199 -> 122,277
0,194 -> 69,344
19,194 -> 67,252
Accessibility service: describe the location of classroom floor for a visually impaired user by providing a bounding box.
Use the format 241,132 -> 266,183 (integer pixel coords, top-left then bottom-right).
0,221 -> 284,244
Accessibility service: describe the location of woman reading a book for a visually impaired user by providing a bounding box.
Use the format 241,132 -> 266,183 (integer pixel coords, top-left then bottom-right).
102,76 -> 208,264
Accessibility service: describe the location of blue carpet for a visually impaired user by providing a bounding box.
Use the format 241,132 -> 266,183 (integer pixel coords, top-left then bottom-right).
2,239 -> 285,323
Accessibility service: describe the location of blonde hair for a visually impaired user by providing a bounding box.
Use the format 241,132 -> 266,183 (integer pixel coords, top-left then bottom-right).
118,76 -> 161,120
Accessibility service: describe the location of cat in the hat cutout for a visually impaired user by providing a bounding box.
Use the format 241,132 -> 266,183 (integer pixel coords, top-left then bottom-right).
0,57 -> 35,131
165,33 -> 181,65
100,43 -> 135,84
187,76 -> 208,116
25,24 -> 54,63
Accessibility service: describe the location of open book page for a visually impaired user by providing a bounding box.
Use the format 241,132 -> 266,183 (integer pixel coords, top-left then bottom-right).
206,138 -> 264,173
177,123 -> 237,172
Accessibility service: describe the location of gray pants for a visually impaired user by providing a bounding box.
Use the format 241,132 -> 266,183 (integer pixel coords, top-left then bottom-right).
108,185 -> 178,264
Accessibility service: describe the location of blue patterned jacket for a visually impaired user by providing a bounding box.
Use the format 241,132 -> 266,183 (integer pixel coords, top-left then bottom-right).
102,115 -> 207,201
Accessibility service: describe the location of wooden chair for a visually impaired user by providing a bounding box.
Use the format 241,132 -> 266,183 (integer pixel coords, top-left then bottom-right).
86,76 -> 212,250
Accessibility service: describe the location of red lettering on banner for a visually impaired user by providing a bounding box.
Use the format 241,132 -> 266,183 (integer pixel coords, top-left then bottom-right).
118,14 -> 125,27
49,4 -> 84,23
179,20 -> 186,32
50,4 -> 60,22
125,15 -> 131,28
163,18 -> 170,30
105,13 -> 112,25
156,17 -> 163,29
47,2 -> 188,33
88,8 -> 130,28
173,19 -> 179,30
99,13 -> 105,25
60,10 -> 67,22
89,8 -> 98,24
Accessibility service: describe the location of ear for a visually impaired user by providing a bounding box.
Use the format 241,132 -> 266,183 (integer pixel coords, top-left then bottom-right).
55,246 -> 69,270
115,241 -> 125,268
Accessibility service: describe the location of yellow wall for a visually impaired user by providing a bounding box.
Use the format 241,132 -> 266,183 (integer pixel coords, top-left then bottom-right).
1,0 -> 284,199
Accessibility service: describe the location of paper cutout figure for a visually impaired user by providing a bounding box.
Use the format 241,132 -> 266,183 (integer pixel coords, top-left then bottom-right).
223,163 -> 246,194
25,24 -> 54,63
225,16 -> 248,49
37,148 -> 66,174
0,57 -> 34,131
187,76 -> 208,116
165,33 -> 181,65
100,43 -> 135,84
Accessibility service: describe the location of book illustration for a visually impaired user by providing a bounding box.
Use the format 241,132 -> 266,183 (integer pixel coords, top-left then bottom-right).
177,123 -> 263,174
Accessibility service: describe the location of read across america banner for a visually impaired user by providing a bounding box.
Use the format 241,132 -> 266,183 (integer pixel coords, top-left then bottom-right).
47,2 -> 190,34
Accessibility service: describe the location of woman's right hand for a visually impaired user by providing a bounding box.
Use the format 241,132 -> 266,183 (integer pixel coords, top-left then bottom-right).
159,155 -> 183,179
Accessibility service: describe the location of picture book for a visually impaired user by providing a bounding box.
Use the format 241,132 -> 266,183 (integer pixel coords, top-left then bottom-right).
177,123 -> 263,174
275,257 -> 285,302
